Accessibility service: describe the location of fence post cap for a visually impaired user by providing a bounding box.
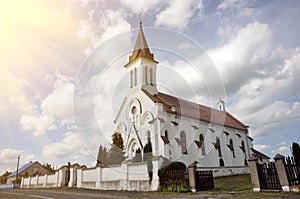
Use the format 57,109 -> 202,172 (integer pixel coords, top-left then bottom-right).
188,162 -> 197,168
274,153 -> 285,160
248,156 -> 259,161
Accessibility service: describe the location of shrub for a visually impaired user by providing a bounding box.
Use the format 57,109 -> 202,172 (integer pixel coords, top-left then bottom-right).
158,161 -> 191,192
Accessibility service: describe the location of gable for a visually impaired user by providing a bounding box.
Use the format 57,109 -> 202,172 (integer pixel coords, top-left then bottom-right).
142,89 -> 248,131
9,161 -> 35,177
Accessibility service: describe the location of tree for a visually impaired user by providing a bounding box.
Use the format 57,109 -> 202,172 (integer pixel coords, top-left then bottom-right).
96,145 -> 108,165
0,171 -> 11,184
143,140 -> 153,162
133,148 -> 142,162
108,132 -> 125,164
292,142 -> 300,165
43,163 -> 54,171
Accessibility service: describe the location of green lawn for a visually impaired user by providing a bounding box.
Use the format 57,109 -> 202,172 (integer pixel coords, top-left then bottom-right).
198,174 -> 300,199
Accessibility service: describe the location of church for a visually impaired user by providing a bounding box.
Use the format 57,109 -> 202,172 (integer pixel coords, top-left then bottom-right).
113,20 -> 254,168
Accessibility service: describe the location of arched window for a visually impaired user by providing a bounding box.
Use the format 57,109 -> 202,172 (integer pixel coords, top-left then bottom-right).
230,139 -> 235,158
216,137 -> 222,157
180,131 -> 187,154
199,134 -> 205,155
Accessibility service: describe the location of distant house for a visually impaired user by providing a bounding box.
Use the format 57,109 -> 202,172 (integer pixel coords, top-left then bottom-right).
251,148 -> 270,163
7,161 -> 54,184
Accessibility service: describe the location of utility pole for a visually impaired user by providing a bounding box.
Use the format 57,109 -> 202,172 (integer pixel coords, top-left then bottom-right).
15,155 -> 20,184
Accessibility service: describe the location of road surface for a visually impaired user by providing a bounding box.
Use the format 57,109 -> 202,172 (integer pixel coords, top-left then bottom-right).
0,188 -> 217,199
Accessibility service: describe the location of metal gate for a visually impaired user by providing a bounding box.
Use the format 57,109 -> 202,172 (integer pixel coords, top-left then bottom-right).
65,169 -> 70,186
195,170 -> 214,191
257,162 -> 281,190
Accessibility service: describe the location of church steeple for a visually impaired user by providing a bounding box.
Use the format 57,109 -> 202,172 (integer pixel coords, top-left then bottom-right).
125,16 -> 156,66
124,16 -> 158,95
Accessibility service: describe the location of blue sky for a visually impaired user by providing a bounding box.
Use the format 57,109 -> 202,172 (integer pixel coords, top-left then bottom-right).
0,0 -> 300,174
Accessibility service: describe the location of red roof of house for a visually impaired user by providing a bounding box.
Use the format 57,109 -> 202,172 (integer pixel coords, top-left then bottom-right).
142,89 -> 248,131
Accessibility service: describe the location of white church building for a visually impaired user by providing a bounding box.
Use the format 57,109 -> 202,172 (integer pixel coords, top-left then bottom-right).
114,20 -> 254,168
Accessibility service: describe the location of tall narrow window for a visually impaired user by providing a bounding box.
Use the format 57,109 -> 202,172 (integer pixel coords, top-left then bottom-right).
216,137 -> 222,157
180,131 -> 187,154
150,68 -> 153,85
241,141 -> 245,153
134,68 -> 137,86
147,130 -> 150,141
130,70 -> 133,88
200,134 -> 205,155
144,66 -> 148,84
241,140 -> 247,165
229,139 -> 235,158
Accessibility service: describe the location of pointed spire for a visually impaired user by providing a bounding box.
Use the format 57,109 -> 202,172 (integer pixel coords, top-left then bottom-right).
126,14 -> 156,65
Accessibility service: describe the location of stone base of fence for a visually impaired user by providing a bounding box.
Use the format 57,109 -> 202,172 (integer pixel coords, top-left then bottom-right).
197,166 -> 250,177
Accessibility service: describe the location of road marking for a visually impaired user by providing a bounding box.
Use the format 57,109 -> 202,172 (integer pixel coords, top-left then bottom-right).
2,191 -> 25,196
28,194 -> 55,199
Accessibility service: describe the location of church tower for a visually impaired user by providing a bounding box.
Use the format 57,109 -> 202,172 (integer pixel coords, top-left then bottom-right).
124,18 -> 158,95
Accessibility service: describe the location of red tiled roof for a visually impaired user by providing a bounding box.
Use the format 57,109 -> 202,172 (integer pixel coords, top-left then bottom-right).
142,89 -> 248,131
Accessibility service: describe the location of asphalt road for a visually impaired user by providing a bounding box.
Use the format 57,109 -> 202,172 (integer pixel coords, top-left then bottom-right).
2,189 -> 300,199
0,188 -> 217,199
0,189 -> 97,199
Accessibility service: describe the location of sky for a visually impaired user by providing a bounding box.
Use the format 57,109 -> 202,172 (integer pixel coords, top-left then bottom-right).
0,0 -> 300,174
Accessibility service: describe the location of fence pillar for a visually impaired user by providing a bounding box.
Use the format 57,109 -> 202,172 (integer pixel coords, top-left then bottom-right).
68,168 -> 74,187
274,154 -> 290,192
28,176 -> 31,188
36,176 -> 39,187
119,163 -> 128,191
248,156 -> 261,192
20,177 -> 24,189
43,174 -> 48,188
55,171 -> 59,187
77,169 -> 82,188
188,163 -> 197,192
150,158 -> 160,191
95,167 -> 102,189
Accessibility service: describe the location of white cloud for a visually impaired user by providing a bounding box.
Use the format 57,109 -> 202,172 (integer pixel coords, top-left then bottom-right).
243,101 -> 300,138
254,144 -> 271,151
226,47 -> 300,139
20,72 -> 74,136
42,131 -> 99,167
155,0 -> 203,29
76,9 -> 131,56
218,0 -> 256,17
42,132 -> 81,160
209,21 -> 272,94
119,0 -> 163,13
277,141 -> 288,146
100,9 -> 131,42
272,146 -> 290,155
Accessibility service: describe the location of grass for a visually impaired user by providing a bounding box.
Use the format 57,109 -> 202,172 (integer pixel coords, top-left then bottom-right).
197,174 -> 300,198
